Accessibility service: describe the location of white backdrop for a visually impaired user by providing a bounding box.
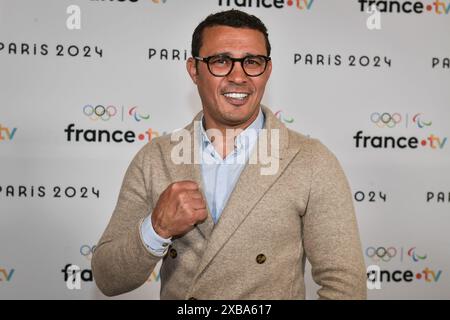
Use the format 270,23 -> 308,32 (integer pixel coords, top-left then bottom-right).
0,0 -> 449,299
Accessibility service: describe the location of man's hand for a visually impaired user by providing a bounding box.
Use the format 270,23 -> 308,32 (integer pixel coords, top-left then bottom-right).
151,181 -> 208,239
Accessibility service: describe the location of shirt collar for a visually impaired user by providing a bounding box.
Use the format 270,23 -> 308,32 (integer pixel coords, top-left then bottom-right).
200,108 -> 265,151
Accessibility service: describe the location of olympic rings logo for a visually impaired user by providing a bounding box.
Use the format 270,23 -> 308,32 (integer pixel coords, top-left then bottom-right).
83,105 -> 117,121
366,247 -> 428,263
370,112 -> 402,128
83,105 -> 150,122
366,246 -> 397,262
371,112 -> 432,129
80,245 -> 96,260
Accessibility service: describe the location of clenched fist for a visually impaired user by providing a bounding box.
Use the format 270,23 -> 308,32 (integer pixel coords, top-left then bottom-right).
151,181 -> 208,239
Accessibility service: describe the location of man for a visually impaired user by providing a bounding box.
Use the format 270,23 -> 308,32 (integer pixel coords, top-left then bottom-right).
92,10 -> 367,300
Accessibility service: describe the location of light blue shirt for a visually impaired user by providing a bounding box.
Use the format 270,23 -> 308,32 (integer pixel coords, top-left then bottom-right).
199,109 -> 265,224
141,108 -> 265,256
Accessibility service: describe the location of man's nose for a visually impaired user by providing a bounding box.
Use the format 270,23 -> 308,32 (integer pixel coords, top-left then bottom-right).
226,61 -> 248,83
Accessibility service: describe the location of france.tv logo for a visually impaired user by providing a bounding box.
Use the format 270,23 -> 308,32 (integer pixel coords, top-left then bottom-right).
0,124 -> 17,141
0,267 -> 15,283
218,0 -> 314,10
358,0 -> 450,15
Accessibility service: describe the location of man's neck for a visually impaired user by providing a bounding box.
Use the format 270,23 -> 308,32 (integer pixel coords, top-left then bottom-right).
202,108 -> 263,159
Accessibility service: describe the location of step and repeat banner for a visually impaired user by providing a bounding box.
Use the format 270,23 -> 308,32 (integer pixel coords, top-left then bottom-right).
0,0 -> 449,299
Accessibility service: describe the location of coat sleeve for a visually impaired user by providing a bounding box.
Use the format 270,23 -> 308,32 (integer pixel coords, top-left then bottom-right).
302,139 -> 367,300
91,143 -> 162,297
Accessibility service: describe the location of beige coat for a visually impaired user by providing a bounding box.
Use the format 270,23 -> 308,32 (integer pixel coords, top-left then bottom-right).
92,106 -> 367,299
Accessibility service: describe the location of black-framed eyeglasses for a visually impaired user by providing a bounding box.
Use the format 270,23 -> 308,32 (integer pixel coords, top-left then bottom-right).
194,54 -> 271,77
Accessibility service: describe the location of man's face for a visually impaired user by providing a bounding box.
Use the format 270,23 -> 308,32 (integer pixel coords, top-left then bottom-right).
187,26 -> 272,129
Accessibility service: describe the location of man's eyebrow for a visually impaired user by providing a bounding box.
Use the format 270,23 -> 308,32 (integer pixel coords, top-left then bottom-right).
214,51 -> 231,56
207,52 -> 264,57
207,51 -> 232,57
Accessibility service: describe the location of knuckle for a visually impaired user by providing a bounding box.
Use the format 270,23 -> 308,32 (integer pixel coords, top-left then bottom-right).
184,180 -> 198,190
195,208 -> 206,218
177,190 -> 188,201
168,182 -> 177,190
166,183 -> 178,195
184,212 -> 195,225
180,201 -> 189,211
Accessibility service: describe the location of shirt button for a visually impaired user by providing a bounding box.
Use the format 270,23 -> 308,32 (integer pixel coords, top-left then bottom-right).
169,247 -> 177,259
256,254 -> 266,264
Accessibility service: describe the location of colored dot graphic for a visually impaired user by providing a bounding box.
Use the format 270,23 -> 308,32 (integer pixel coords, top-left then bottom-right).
416,273 -> 422,280
287,0 -> 293,6
426,5 -> 433,11
421,140 -> 427,146
138,134 -> 146,141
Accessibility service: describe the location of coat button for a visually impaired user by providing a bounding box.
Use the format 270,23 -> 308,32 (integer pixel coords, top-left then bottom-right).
169,247 -> 177,259
256,254 -> 266,264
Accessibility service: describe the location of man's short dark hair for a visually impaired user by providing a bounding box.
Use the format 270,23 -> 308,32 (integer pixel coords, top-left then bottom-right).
191,9 -> 271,58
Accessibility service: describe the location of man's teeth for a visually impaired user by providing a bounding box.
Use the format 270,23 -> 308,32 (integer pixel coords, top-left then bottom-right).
223,92 -> 249,100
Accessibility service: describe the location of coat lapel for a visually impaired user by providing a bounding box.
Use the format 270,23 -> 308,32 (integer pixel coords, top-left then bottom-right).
163,112 -> 215,240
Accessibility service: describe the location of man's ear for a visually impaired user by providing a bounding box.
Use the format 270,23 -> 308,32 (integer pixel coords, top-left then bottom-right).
186,57 -> 198,84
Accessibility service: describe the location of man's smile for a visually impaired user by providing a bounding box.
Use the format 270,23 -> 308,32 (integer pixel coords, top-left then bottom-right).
222,91 -> 252,106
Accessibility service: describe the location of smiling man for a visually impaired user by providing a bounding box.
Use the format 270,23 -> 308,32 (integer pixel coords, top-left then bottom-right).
92,9 -> 367,300
190,25 -> 270,135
